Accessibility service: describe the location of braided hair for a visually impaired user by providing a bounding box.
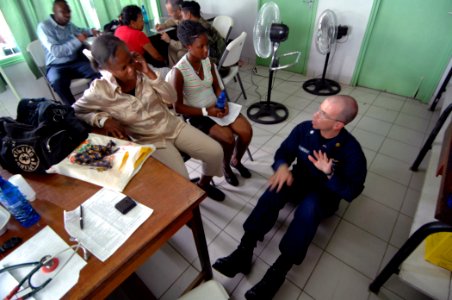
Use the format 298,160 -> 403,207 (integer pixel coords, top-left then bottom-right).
177,20 -> 207,47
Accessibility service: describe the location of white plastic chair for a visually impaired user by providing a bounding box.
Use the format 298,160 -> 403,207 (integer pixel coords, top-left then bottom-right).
217,31 -> 247,102
27,40 -> 91,102
212,16 -> 234,43
178,280 -> 229,300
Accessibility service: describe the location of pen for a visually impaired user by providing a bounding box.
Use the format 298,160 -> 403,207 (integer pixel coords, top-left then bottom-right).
80,205 -> 84,230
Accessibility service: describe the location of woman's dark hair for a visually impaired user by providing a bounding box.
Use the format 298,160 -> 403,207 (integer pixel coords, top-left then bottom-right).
91,35 -> 127,70
181,1 -> 201,18
177,20 -> 207,47
120,5 -> 142,25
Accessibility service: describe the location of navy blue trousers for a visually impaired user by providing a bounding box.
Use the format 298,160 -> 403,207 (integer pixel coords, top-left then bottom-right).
243,183 -> 339,265
46,58 -> 99,105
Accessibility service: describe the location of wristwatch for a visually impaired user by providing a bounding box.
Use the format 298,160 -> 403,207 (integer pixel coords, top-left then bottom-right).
201,107 -> 208,117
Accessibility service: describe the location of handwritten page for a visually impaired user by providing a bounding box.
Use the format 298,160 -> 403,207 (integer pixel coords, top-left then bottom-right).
209,102 -> 242,126
64,188 -> 153,262
0,226 -> 86,300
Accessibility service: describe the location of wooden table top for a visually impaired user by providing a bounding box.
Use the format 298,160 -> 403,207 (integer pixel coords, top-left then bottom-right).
0,157 -> 206,299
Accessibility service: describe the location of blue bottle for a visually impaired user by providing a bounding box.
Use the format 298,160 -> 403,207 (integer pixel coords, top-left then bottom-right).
141,5 -> 150,23
216,91 -> 226,110
0,177 -> 40,228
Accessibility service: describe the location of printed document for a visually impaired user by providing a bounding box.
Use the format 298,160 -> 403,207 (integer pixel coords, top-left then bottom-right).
209,102 -> 242,126
64,188 -> 153,262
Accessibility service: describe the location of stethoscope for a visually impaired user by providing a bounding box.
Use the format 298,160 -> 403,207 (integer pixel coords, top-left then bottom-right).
0,243 -> 83,300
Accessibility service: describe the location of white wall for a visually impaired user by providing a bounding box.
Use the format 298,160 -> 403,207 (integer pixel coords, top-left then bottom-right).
306,0 -> 374,84
196,0 -> 258,61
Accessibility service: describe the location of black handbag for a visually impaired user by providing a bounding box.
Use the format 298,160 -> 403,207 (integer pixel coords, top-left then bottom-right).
0,98 -> 89,173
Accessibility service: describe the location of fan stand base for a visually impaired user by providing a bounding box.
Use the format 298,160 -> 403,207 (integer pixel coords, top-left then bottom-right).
247,101 -> 289,124
303,78 -> 341,96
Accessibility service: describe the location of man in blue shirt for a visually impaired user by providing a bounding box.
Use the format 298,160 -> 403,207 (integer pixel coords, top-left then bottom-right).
213,95 -> 367,299
37,0 -> 100,105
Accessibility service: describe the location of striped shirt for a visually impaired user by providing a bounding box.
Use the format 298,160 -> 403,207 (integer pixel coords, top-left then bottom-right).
174,55 -> 217,108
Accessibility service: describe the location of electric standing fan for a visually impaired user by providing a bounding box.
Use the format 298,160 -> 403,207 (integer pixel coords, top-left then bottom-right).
302,9 -> 347,96
247,2 -> 301,124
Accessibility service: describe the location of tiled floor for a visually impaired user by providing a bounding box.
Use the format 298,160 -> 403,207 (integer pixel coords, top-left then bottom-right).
0,64 -> 441,299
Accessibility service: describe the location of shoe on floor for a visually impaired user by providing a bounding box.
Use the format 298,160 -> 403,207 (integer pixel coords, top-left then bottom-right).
199,183 -> 225,201
212,246 -> 253,277
245,266 -> 286,300
231,162 -> 252,178
224,167 -> 239,186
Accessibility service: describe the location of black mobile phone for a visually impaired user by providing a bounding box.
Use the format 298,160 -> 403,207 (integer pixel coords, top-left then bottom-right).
114,196 -> 137,215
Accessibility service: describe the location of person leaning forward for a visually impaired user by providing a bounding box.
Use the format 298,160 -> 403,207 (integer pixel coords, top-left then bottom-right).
212,95 -> 367,299
72,35 -> 226,201
37,0 -> 100,105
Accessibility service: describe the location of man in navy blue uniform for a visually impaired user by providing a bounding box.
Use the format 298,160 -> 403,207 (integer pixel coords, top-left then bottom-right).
213,95 -> 367,299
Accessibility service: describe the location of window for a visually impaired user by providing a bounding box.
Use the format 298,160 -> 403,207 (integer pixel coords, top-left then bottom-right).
80,0 -> 101,29
148,0 -> 161,22
0,10 -> 20,59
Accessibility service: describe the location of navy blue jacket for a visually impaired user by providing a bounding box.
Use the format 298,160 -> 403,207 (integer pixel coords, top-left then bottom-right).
272,121 -> 367,203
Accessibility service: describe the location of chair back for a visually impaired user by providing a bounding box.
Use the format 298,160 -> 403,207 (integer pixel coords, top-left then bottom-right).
218,32 -> 247,69
212,16 -> 234,42
27,40 -> 47,69
82,49 -> 94,63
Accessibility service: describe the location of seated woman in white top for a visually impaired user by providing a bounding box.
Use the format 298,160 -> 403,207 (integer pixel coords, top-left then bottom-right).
169,20 -> 253,187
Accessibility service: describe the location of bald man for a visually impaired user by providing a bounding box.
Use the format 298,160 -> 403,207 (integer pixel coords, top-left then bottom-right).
213,95 -> 367,299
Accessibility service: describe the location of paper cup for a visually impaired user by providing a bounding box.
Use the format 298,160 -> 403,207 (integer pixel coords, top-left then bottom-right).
8,174 -> 36,202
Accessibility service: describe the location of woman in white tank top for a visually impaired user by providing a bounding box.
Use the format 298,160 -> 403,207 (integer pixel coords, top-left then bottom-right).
169,20 -> 253,187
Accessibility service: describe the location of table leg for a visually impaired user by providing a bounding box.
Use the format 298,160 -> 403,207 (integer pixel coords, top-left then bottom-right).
369,221 -> 452,294
190,206 -> 213,282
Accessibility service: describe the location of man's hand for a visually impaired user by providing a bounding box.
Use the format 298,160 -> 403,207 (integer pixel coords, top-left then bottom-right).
268,164 -> 293,192
308,150 -> 333,175
75,33 -> 87,42
160,32 -> 170,43
155,24 -> 162,31
103,118 -> 128,140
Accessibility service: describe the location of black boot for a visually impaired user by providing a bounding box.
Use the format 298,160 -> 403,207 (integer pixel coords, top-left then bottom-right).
212,245 -> 253,277
245,255 -> 293,300
212,234 -> 256,277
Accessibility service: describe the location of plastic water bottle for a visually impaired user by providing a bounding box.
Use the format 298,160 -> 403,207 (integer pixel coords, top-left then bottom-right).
0,176 -> 40,228
141,5 -> 150,23
216,91 -> 226,110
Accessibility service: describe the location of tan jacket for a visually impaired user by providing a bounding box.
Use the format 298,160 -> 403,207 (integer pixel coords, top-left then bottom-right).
73,70 -> 185,148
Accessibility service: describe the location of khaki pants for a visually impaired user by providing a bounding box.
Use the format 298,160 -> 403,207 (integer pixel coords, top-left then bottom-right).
152,124 -> 223,179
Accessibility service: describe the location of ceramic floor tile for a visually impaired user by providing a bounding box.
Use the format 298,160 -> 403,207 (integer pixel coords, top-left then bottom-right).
352,128 -> 386,151
401,188 -> 421,218
260,134 -> 285,154
387,125 -> 426,148
286,244 -> 323,290
159,266 -> 199,300
289,111 -> 315,127
274,80 -> 304,95
244,149 -> 275,179
366,105 -> 399,123
389,214 -> 413,248
370,154 -> 413,186
136,243 -> 190,298
326,221 -> 387,278
220,172 -> 268,204
356,116 -> 393,136
395,113 -> 430,133
379,138 -> 420,164
350,88 -> 379,104
292,87 -> 319,101
363,172 -> 407,210
282,94 -> 313,111
401,100 -> 431,120
362,147 -> 377,168
304,252 -> 372,300
344,195 -> 398,241
312,215 -> 341,249
298,292 -> 315,300
373,95 -> 406,111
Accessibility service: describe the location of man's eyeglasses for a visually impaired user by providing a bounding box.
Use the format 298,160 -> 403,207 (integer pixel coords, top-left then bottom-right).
316,109 -> 345,123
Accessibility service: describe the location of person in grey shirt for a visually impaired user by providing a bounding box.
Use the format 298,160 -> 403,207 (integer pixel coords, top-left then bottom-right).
37,0 -> 100,105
